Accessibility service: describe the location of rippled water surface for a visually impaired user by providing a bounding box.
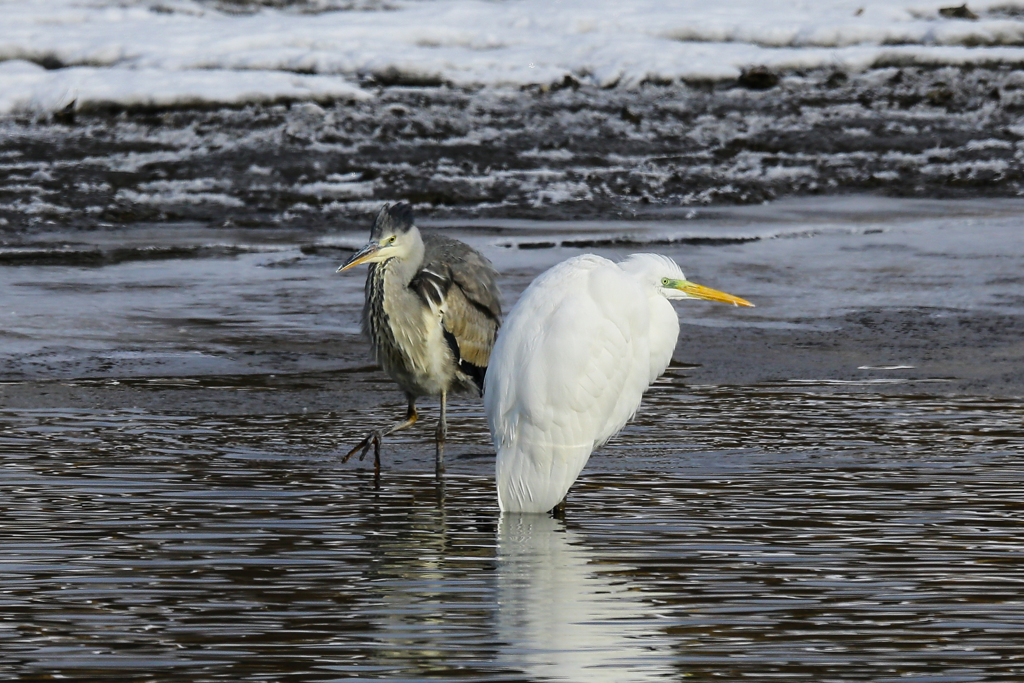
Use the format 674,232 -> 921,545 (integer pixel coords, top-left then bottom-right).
3,383 -> 1023,681
3,195 -> 1024,680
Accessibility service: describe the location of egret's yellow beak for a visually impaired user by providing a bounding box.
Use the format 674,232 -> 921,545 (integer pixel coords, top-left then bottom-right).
337,243 -> 380,272
672,279 -> 754,307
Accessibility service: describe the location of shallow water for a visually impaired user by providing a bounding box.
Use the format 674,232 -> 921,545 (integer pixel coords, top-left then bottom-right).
3,382 -> 1023,681
3,195 -> 1024,679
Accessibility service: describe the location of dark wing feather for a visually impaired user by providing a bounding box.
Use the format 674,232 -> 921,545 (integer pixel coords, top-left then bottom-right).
411,233 -> 502,388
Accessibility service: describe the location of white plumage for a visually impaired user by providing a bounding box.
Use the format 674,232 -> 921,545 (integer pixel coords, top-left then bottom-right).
485,253 -> 753,514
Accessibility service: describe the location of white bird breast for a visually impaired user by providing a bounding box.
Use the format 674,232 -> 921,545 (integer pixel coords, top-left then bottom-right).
486,254 -> 682,513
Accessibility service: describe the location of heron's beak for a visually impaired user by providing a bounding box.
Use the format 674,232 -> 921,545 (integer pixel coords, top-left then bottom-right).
673,280 -> 754,307
337,243 -> 380,272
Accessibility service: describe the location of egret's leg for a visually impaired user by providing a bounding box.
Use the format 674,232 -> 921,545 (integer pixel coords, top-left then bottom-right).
435,389 -> 447,478
343,398 -> 418,484
551,494 -> 567,519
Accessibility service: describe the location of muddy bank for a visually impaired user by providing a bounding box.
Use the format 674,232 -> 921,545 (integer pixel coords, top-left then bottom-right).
5,66 -> 1024,232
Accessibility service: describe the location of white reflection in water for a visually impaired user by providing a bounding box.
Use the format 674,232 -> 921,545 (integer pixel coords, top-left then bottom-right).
497,514 -> 672,682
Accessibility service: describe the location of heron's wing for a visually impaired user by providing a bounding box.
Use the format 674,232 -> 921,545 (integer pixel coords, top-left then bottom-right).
412,234 -> 502,386
422,234 -> 502,317
441,282 -> 499,366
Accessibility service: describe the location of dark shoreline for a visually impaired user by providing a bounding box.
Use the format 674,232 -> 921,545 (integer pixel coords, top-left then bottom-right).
6,65 -> 1024,233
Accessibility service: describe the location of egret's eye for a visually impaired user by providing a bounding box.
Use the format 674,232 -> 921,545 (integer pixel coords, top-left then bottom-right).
661,277 -> 671,286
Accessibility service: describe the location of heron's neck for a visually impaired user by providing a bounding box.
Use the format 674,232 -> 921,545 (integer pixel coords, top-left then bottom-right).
384,227 -> 425,286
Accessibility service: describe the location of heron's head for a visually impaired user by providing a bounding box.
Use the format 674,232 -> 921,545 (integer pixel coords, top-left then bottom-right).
337,203 -> 421,272
620,253 -> 754,307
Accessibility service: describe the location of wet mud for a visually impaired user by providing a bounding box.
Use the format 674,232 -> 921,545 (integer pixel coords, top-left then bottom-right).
6,66 -> 1024,232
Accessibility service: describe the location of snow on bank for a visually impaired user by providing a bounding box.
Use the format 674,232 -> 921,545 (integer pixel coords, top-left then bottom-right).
4,0 -> 1024,113
0,60 -> 369,114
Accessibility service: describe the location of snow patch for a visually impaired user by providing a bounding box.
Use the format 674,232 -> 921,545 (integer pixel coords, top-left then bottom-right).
0,60 -> 368,115
117,188 -> 246,207
6,1 -> 1024,111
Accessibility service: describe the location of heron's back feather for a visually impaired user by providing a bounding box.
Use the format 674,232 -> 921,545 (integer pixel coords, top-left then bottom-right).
412,233 -> 501,388
417,234 -> 501,320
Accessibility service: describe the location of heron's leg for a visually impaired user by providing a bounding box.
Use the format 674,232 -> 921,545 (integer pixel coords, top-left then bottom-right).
435,390 -> 447,478
343,398 -> 418,481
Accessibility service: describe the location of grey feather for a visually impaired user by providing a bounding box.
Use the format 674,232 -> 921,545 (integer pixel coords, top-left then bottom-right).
412,233 -> 501,391
369,203 -> 415,241
359,206 -> 501,398
414,234 -> 502,322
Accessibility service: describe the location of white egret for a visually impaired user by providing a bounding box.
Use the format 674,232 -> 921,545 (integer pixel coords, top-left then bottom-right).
485,253 -> 753,513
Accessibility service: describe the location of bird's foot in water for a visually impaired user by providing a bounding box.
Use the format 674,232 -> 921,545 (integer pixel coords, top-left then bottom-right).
340,405 -> 418,487
550,497 -> 567,520
342,431 -> 383,487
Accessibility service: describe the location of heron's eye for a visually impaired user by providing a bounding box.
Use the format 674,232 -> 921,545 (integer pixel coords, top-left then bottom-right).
388,236 -> 397,245
661,278 -> 671,286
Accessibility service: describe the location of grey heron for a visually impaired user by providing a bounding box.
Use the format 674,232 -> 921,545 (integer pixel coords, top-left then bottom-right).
337,203 -> 501,481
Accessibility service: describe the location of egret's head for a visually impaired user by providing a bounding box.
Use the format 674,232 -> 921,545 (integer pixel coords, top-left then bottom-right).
337,203 -> 420,272
621,253 -> 754,307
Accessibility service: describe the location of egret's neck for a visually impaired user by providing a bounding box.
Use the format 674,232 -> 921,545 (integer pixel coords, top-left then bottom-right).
647,295 -> 681,384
